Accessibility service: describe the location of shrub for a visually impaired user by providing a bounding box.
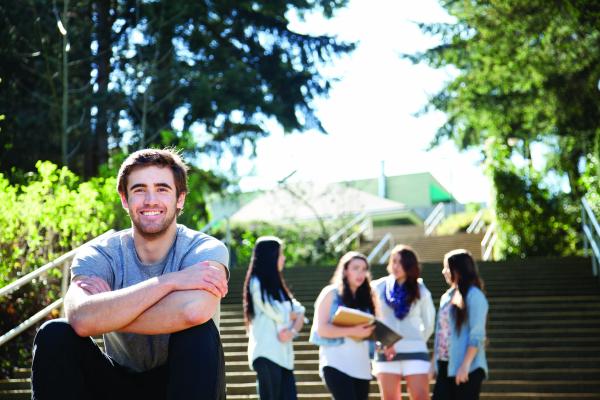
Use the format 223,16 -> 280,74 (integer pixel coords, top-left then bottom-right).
0,162 -> 120,377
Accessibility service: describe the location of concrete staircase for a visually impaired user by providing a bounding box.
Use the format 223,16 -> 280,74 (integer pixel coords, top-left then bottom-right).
365,226 -> 485,262
1,257 -> 600,399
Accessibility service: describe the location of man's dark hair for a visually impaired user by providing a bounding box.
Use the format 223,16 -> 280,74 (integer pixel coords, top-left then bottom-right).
117,148 -> 189,198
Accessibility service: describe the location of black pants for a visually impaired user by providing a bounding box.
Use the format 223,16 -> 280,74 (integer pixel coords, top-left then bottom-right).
432,360 -> 485,400
252,357 -> 297,400
322,366 -> 370,400
31,318 -> 225,400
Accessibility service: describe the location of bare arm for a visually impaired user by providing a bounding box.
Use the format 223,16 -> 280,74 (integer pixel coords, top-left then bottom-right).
120,261 -> 226,334
119,289 -> 220,334
65,261 -> 227,336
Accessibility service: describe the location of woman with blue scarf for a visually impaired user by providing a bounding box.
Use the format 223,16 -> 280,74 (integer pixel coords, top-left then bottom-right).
371,245 -> 435,400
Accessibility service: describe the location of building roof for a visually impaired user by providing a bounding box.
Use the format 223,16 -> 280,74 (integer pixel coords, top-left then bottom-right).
341,172 -> 454,208
229,182 -> 410,223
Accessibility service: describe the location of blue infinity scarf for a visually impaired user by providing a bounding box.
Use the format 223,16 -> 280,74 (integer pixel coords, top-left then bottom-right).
384,276 -> 410,320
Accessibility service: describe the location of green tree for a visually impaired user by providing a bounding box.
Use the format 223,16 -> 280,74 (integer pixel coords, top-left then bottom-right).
409,0 -> 600,257
0,0 -> 353,178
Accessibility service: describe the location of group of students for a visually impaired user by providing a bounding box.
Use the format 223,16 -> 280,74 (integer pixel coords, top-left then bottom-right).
244,237 -> 488,400
26,148 -> 486,400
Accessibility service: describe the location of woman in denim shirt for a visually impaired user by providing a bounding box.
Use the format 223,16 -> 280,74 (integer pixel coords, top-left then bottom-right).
432,249 -> 488,400
309,251 -> 376,400
243,237 -> 305,400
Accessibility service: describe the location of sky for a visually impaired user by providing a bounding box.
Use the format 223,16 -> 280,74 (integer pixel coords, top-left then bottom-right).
231,0 -> 491,204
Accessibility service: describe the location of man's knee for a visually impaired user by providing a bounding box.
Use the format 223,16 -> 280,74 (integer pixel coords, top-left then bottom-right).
35,318 -> 78,344
169,319 -> 220,348
167,320 -> 224,372
34,318 -> 79,350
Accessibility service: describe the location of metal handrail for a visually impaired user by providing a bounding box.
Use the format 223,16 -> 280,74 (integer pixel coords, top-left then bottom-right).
367,233 -> 393,264
582,197 -> 600,277
327,213 -> 367,244
424,203 -> 445,236
481,222 -> 497,261
467,210 -> 485,234
333,217 -> 371,253
0,229 -> 115,347
0,299 -> 63,347
424,203 -> 444,226
327,212 -> 368,246
0,229 -> 115,298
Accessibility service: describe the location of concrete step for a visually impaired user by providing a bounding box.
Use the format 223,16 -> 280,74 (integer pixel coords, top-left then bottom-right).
2,257 -> 599,400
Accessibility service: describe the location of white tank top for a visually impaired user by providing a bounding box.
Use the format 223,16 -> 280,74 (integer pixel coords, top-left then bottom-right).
319,337 -> 372,380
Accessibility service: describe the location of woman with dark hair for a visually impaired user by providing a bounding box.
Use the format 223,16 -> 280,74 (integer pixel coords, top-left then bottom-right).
371,244 -> 435,400
431,249 -> 488,400
309,251 -> 376,400
243,236 -> 305,400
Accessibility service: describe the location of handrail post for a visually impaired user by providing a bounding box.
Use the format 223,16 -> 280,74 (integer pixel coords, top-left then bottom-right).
581,197 -> 600,278
424,203 -> 445,236
60,260 -> 70,317
481,222 -> 497,261
582,205 -> 589,257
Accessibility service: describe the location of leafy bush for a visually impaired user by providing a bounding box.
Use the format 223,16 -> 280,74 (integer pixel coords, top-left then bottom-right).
485,140 -> 581,259
209,220 -> 341,270
0,162 -> 121,377
435,208 -> 493,236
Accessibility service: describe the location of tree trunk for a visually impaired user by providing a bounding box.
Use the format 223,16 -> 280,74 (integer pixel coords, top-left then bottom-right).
86,0 -> 111,177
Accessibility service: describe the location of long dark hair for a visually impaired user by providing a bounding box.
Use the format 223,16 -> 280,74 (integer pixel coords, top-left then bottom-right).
387,244 -> 421,306
330,251 -> 375,313
243,236 -> 293,327
444,249 -> 484,332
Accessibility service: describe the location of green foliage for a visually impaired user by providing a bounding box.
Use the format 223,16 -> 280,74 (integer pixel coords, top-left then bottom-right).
177,167 -> 228,230
209,220 -> 339,270
435,208 -> 492,235
485,139 -> 580,258
0,0 -> 354,177
0,162 -> 121,377
410,0 -> 600,257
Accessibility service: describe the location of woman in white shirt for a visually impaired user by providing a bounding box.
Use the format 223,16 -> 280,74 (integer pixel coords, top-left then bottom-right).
371,245 -> 435,400
310,251 -> 376,400
243,236 -> 305,400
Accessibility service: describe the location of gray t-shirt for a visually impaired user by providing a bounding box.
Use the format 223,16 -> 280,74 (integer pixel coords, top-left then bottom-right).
70,224 -> 229,372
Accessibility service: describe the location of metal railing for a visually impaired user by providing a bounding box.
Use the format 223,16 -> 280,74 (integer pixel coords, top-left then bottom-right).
0,229 -> 115,347
367,232 -> 394,265
327,213 -> 372,254
481,222 -> 497,261
201,218 -> 231,244
424,203 -> 445,236
581,197 -> 600,277
467,209 -> 486,234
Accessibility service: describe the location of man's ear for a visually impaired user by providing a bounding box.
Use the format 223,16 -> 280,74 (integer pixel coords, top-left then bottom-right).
119,191 -> 129,212
176,191 -> 186,211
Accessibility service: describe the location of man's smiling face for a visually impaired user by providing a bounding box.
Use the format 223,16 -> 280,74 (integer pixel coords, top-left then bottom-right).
120,165 -> 186,238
